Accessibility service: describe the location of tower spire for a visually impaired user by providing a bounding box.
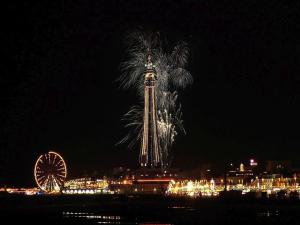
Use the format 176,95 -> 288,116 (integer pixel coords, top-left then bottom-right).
140,52 -> 161,167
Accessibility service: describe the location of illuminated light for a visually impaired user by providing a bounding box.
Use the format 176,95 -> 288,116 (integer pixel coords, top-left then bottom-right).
188,192 -> 194,197
34,151 -> 67,193
250,159 -> 258,166
186,181 -> 194,192
210,178 -> 215,190
240,163 -> 245,172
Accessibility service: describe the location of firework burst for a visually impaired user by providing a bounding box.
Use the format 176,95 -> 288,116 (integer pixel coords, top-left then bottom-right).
118,31 -> 192,167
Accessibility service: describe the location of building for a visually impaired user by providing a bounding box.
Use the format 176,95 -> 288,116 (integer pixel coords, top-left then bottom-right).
265,160 -> 292,175
109,168 -> 181,194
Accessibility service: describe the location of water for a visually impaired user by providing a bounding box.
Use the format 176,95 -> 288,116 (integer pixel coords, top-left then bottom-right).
1,194 -> 300,224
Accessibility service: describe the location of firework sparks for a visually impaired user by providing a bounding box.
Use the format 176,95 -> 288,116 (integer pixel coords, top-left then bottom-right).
118,31 -> 192,167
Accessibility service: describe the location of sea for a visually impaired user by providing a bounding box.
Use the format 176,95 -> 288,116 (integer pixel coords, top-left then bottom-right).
1,194 -> 300,225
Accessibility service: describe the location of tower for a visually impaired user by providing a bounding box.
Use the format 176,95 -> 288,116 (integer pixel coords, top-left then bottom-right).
140,55 -> 161,167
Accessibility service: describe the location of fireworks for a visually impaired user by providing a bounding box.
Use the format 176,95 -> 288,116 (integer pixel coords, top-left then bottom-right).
118,31 -> 192,167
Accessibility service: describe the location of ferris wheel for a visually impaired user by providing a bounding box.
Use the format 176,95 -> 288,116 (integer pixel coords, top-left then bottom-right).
34,151 -> 67,192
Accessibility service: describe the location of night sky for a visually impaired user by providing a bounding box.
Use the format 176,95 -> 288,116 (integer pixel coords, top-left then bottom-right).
1,1 -> 299,186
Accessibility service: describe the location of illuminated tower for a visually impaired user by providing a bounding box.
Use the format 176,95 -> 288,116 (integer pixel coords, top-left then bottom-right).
140,55 -> 161,167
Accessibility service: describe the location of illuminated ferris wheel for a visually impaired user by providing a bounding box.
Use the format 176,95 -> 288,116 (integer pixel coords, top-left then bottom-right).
34,151 -> 67,192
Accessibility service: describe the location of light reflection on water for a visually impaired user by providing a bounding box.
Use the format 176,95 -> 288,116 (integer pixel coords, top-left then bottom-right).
257,210 -> 280,218
63,212 -> 128,224
168,206 -> 196,211
62,211 -> 172,225
63,211 -> 121,220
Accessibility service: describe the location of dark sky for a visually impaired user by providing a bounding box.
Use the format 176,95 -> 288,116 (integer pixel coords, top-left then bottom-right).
1,1 -> 300,186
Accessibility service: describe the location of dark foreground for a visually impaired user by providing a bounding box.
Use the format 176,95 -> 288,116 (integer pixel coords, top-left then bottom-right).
1,194 -> 300,225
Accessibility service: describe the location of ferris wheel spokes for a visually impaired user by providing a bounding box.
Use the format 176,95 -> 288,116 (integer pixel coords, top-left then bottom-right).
34,151 -> 67,193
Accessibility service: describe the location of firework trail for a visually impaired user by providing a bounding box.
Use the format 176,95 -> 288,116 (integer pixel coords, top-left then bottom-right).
118,31 -> 192,167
